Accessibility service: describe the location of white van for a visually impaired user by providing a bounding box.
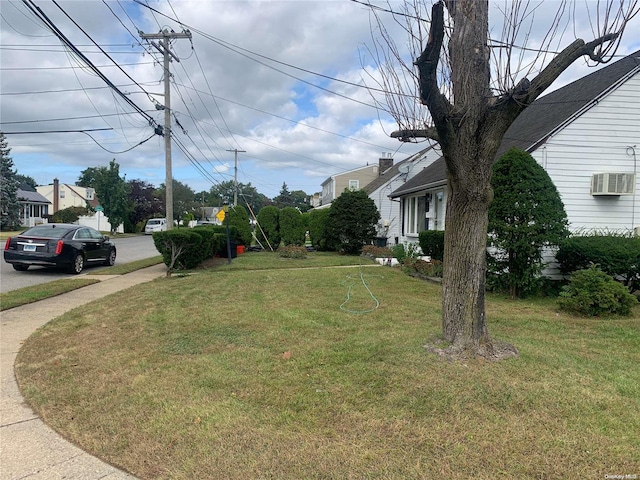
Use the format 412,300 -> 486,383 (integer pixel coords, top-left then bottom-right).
144,218 -> 167,234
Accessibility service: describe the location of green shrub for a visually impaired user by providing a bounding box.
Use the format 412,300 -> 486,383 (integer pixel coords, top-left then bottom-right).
403,258 -> 444,278
279,207 -> 306,246
488,148 -> 569,299
418,230 -> 445,261
392,242 -> 421,264
256,206 -> 280,250
152,230 -> 204,272
51,206 -> 91,224
556,234 -> 640,292
307,208 -> 333,251
557,265 -> 638,317
326,190 -> 380,255
228,205 -> 252,246
191,227 -> 217,258
278,245 -> 308,259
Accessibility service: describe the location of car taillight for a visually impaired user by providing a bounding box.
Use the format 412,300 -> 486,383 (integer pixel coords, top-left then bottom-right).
4,238 -> 11,250
55,240 -> 64,255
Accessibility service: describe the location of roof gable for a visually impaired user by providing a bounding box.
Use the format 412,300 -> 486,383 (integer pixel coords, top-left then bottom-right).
389,50 -> 640,197
497,49 -> 640,158
363,145 -> 436,194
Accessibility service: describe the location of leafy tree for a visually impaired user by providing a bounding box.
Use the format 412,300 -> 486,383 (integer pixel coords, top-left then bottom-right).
0,133 -> 21,230
291,190 -> 311,213
81,160 -> 130,232
76,167 -> 102,188
127,179 -> 163,231
367,0 -> 635,358
156,179 -> 196,223
209,180 -> 269,216
279,207 -> 306,246
326,190 -> 380,255
15,174 -> 37,190
255,206 -> 280,250
273,182 -> 293,208
487,148 -> 569,299
228,205 -> 252,246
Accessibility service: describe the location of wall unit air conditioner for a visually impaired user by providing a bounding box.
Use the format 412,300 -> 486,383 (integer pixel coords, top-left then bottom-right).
590,173 -> 636,196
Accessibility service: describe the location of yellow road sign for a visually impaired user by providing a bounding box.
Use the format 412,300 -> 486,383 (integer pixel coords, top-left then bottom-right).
216,209 -> 226,222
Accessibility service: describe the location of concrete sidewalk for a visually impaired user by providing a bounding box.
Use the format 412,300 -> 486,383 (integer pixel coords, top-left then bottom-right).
1,264 -> 166,480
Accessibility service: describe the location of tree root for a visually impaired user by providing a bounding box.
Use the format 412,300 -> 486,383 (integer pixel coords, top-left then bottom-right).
424,336 -> 518,361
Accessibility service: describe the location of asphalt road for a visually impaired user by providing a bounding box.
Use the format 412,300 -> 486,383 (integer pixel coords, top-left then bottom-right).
0,234 -> 158,294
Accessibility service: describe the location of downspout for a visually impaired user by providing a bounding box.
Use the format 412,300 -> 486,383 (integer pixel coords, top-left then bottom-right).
627,145 -> 637,232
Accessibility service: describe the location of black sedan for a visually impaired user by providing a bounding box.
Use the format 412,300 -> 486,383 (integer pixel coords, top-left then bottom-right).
3,224 -> 116,274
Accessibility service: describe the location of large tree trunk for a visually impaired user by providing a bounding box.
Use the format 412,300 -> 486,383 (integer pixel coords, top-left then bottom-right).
391,0 -> 628,360
441,154 -> 492,352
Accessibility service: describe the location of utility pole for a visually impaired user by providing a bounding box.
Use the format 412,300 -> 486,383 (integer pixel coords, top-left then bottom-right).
140,29 -> 192,230
226,148 -> 246,206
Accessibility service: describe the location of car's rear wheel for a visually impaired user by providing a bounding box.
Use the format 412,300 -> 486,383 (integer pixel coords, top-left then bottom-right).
12,264 -> 29,271
69,253 -> 84,274
103,248 -> 116,266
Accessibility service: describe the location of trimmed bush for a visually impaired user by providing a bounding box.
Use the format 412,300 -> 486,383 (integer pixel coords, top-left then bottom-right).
488,148 -> 569,299
307,208 -> 333,251
153,230 -> 204,272
278,245 -> 308,259
51,206 -> 91,224
279,207 -> 306,246
228,205 -> 252,246
418,230 -> 445,261
557,265 -> 638,316
556,234 -> 640,292
326,190 -> 380,255
256,206 -> 280,250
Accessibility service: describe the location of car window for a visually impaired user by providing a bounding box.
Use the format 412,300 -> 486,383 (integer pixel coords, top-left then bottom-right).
88,228 -> 104,240
22,225 -> 73,239
75,228 -> 91,239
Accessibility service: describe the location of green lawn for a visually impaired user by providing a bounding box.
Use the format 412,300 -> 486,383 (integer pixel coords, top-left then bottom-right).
15,252 -> 640,479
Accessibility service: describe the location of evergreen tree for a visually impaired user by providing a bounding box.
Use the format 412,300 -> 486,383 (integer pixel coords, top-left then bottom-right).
255,206 -> 280,250
273,182 -> 293,208
0,133 -> 21,230
488,148 -> 569,298
279,207 -> 306,246
326,190 -> 380,254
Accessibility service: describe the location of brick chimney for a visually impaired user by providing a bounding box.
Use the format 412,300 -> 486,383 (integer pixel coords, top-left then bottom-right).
53,178 -> 59,213
379,153 -> 393,176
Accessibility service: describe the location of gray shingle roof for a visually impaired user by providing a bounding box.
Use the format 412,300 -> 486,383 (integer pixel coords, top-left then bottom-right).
17,188 -> 51,204
363,145 -> 436,194
389,49 -> 640,198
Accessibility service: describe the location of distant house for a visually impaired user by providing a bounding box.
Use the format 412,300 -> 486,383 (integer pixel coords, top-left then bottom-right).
17,185 -> 51,227
390,49 -> 640,244
362,145 -> 442,244
36,178 -> 99,213
320,161 -> 393,207
35,178 -> 123,233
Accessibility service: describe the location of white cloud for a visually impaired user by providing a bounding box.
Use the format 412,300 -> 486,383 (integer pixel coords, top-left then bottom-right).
2,0 -> 638,198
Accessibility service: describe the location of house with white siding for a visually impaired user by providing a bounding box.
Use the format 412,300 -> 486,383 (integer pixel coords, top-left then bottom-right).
362,145 -> 442,245
390,49 -> 640,245
17,186 -> 50,227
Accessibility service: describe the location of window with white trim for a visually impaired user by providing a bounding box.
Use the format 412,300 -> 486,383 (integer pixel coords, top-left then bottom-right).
405,194 -> 426,234
348,180 -> 359,191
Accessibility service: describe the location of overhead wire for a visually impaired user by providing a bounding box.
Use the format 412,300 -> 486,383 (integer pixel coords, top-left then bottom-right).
20,0 -> 161,149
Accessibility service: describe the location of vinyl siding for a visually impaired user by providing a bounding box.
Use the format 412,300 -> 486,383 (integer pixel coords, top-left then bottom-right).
531,71 -> 640,233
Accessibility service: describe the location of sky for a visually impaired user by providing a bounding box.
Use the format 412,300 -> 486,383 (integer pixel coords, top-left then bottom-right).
2,0 -> 639,200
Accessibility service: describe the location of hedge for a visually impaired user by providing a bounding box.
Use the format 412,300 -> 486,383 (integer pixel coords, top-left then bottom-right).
152,229 -> 204,270
418,230 -> 445,261
556,235 -> 640,292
